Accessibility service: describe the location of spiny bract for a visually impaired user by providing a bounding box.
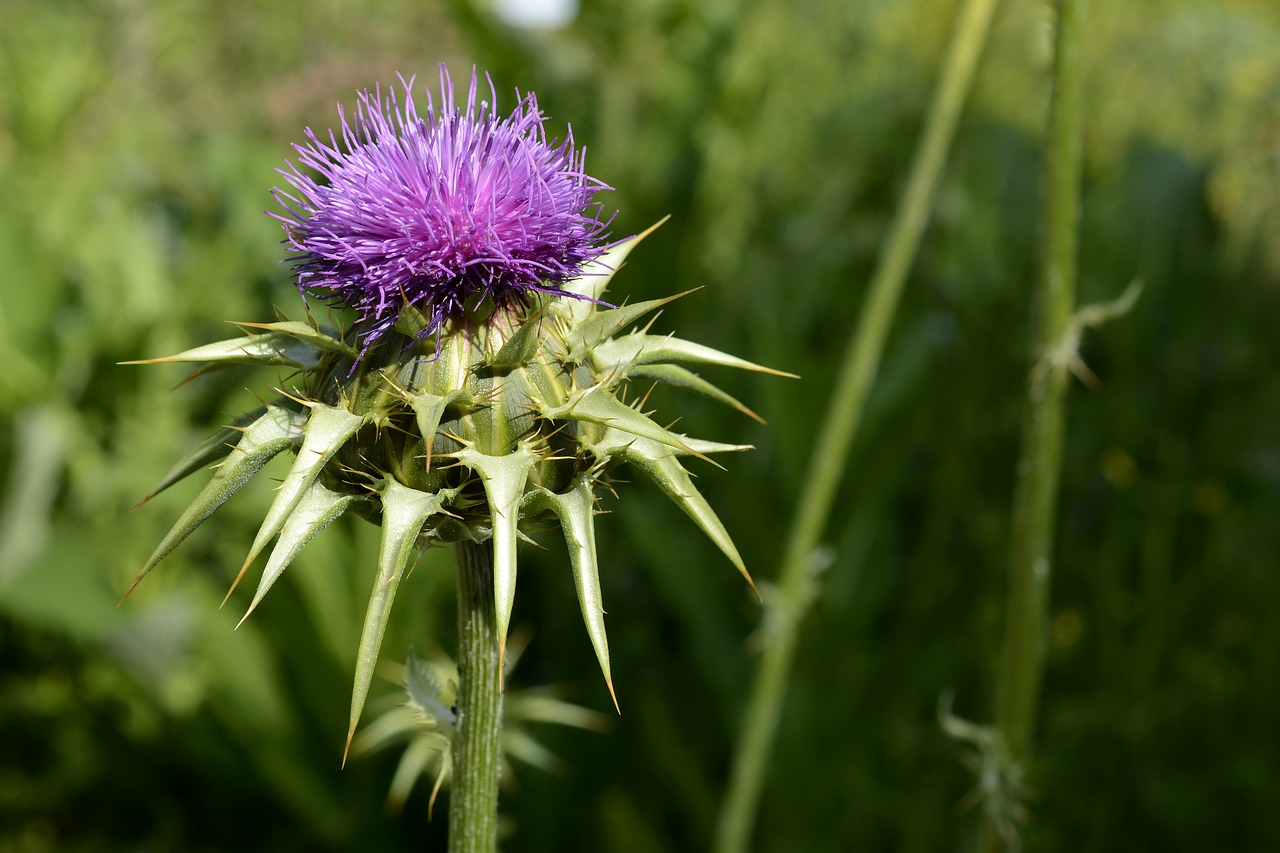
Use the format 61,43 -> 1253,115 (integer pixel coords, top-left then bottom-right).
128,227 -> 787,742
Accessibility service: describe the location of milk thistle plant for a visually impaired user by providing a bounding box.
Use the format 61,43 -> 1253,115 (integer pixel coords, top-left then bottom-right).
128,67 -> 781,850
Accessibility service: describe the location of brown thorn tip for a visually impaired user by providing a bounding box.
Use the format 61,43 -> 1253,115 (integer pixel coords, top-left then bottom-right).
118,574 -> 145,607
633,215 -> 670,243
606,677 -> 620,715
221,558 -> 255,608
342,729 -> 355,768
117,357 -> 170,366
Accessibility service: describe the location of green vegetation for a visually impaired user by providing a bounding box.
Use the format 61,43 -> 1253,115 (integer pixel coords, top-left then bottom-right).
2,1 -> 1278,850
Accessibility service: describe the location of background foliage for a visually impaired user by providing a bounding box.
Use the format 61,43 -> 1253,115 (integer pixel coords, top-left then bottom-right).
2,0 -> 1277,850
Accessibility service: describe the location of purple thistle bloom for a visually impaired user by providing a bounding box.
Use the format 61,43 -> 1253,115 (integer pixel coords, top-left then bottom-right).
270,67 -> 613,348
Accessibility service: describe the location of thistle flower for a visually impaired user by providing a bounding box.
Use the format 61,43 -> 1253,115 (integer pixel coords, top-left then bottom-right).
127,67 -> 790,756
270,68 -> 612,350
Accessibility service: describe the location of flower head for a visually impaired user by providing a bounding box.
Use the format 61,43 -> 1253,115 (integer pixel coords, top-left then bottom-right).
271,67 -> 613,347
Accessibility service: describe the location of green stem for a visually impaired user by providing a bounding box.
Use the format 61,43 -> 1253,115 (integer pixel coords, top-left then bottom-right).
713,1 -> 1000,850
984,1 -> 1087,849
449,540 -> 504,853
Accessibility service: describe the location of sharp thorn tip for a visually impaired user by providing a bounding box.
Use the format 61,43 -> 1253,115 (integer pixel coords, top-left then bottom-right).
342,729 -> 355,768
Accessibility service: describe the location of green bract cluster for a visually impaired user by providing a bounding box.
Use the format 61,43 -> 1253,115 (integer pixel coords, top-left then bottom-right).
128,227 -> 787,739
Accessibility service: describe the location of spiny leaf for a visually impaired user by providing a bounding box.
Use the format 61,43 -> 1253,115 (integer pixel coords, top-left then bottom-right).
540,384 -> 705,462
456,444 -> 538,672
677,436 -> 756,456
231,320 -> 358,359
502,730 -> 561,773
121,330 -> 327,370
524,477 -> 617,711
237,481 -> 358,620
389,737 -> 449,815
353,706 -> 427,754
564,292 -> 692,363
558,217 -> 669,315
591,333 -> 798,377
404,645 -> 456,725
132,406 -> 267,509
629,363 -> 765,423
347,479 -> 446,763
487,309 -> 546,368
509,691 -> 610,729
123,405 -> 306,600
234,403 -> 367,592
593,431 -> 757,597
407,389 -> 471,467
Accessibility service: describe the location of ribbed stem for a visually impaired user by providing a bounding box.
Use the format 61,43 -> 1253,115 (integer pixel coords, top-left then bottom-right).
983,1 -> 1087,850
713,1 -> 1000,851
449,540 -> 503,853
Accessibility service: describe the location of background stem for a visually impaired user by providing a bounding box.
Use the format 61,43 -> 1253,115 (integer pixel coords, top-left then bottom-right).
713,1 -> 1000,850
449,540 -> 503,853
984,0 -> 1088,849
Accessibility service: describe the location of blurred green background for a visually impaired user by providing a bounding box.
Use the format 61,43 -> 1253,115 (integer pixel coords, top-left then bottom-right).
2,0 -> 1278,850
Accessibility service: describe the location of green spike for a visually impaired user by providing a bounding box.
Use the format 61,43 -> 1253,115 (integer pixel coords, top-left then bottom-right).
123,405 -> 306,600
540,384 -> 705,461
591,333 -> 798,377
676,436 -> 756,456
558,217 -> 670,315
232,320 -> 358,359
121,330 -> 328,370
456,444 -> 537,671
564,293 -> 691,363
237,403 -> 367,580
347,479 -> 446,763
524,477 -> 617,711
629,363 -> 765,423
238,481 -> 358,623
487,308 -> 546,368
407,389 -> 471,466
133,406 -> 268,509
593,431 -> 757,597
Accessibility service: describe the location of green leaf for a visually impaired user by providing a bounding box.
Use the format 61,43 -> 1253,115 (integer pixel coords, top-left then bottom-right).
404,645 -> 457,725
629,363 -> 765,423
524,477 -> 617,710
389,736 -> 449,812
237,403 -> 367,581
456,445 -> 537,669
133,406 -> 268,508
557,217 -> 669,317
677,436 -> 755,456
234,320 -> 358,359
591,333 -> 797,377
238,481 -> 358,623
593,431 -> 757,597
122,329 -> 329,369
541,384 -> 704,461
564,293 -> 690,364
124,405 -> 306,599
407,388 -> 471,466
347,479 -> 446,760
487,309 -> 545,368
